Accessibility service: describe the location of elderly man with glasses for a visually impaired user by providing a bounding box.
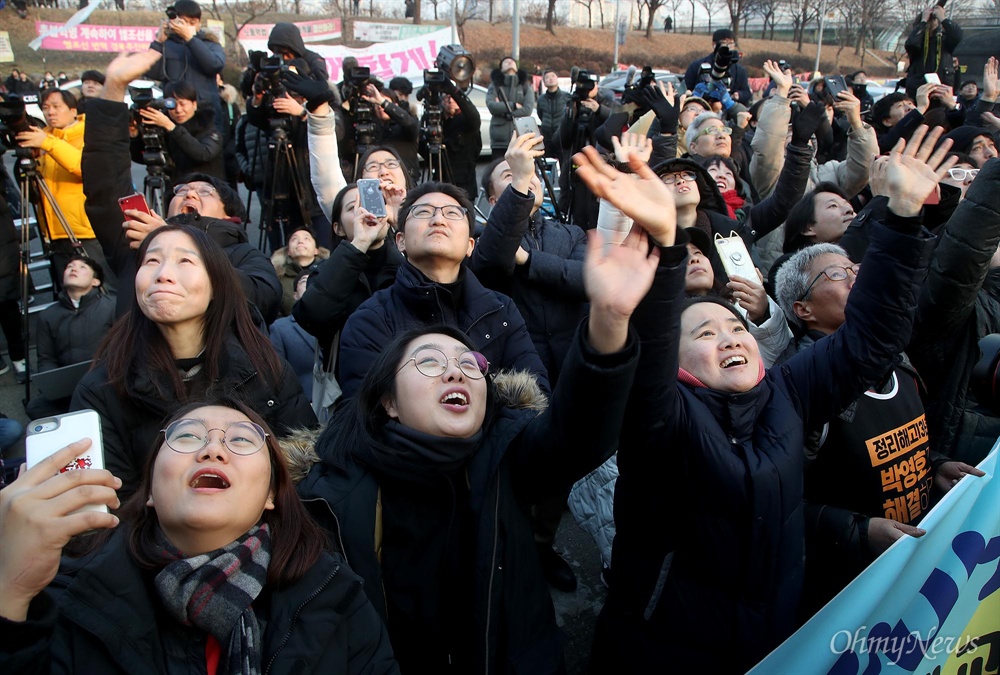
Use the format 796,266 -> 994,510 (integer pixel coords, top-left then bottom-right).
338,180 -> 550,399
81,50 -> 282,324
773,143 -> 984,618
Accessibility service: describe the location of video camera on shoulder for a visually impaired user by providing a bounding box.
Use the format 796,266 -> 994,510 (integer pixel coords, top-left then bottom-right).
0,95 -> 31,146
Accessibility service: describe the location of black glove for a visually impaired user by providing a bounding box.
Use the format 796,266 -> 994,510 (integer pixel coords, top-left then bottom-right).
790,101 -> 827,147
639,85 -> 678,133
280,70 -> 335,112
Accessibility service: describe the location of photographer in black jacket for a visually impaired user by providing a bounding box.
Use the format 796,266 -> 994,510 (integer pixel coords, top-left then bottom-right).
129,80 -> 225,189
417,74 -> 481,199
558,69 -> 614,229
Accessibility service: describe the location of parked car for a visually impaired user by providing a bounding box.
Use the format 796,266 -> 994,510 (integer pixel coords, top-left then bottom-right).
600,69 -> 686,103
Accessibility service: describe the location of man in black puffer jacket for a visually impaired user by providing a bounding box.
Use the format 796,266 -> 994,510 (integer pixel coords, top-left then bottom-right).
908,158 -> 1000,464
83,54 -> 281,324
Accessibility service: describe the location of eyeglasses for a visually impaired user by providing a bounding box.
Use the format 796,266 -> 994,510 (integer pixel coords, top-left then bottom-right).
162,419 -> 268,456
173,184 -> 218,198
799,264 -> 860,301
947,168 -> 979,181
363,159 -> 401,173
397,347 -> 490,379
408,204 -> 469,221
693,125 -> 733,141
661,170 -> 697,185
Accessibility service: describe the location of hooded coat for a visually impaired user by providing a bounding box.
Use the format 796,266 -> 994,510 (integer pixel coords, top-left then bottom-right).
485,68 -> 535,150
591,210 -> 933,673
295,323 -> 639,674
267,22 -> 330,82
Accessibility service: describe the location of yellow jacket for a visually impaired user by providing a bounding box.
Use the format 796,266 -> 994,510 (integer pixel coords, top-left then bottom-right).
37,115 -> 96,241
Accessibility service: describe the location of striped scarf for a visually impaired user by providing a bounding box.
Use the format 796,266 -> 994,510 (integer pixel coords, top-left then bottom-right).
154,524 -> 271,675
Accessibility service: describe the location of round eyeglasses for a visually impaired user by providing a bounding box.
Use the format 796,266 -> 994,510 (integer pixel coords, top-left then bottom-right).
799,264 -> 860,301
661,170 -> 697,185
408,204 -> 469,221
162,419 -> 268,455
173,184 -> 218,198
363,159 -> 401,174
397,347 -> 490,379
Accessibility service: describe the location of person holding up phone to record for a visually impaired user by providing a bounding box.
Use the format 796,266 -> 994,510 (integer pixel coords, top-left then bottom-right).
903,1 -> 963,99
0,399 -> 399,674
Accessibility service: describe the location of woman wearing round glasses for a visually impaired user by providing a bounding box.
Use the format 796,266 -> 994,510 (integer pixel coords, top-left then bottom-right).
0,400 -> 398,673
71,224 -> 316,499
297,222 -> 659,672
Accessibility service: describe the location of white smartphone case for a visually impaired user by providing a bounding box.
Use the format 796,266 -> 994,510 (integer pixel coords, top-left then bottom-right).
714,231 -> 756,280
26,410 -> 107,513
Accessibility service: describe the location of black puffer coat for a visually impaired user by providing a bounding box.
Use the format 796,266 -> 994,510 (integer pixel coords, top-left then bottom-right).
907,159 -> 1000,464
591,212 -> 934,673
297,325 -> 638,675
36,289 -> 117,372
70,335 -> 317,498
130,107 -> 225,185
0,531 -> 398,674
469,185 -> 588,384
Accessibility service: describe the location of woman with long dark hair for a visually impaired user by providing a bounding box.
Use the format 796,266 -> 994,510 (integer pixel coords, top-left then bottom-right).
296,224 -> 658,672
0,399 -> 398,673
71,224 -> 316,498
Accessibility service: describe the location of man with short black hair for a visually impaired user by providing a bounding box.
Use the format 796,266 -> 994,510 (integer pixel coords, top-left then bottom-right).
338,181 -> 549,398
536,69 -> 570,158
78,70 -> 105,113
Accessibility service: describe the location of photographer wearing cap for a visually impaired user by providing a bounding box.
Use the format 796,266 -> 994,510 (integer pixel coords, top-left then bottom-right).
683,29 -> 751,104
146,0 -> 226,130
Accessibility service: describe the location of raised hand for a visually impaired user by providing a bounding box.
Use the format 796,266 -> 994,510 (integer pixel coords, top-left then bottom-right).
762,59 -> 792,97
584,226 -> 661,354
124,208 -> 168,249
352,197 -> 391,253
727,270 -> 769,324
572,145 -> 676,246
984,56 -> 999,103
833,90 -> 863,129
885,125 -> 958,217
611,132 -> 652,164
103,50 -> 162,102
0,440 -> 121,621
505,130 -> 544,195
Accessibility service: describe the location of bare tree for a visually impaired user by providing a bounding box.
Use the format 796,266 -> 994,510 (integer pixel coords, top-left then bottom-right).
574,0 -> 596,27
755,0 -> 780,38
545,0 -> 558,32
784,0 -> 821,52
207,0 -> 277,67
698,0 -> 725,30
725,0 -> 756,34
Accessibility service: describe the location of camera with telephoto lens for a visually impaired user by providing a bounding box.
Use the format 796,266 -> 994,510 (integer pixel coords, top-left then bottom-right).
344,66 -> 376,149
165,4 -> 177,19
130,88 -> 176,170
701,43 -> 740,84
419,69 -> 448,151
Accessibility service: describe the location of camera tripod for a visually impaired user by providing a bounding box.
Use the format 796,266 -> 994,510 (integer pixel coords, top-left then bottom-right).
144,164 -> 170,218
259,122 -> 312,254
14,150 -> 80,402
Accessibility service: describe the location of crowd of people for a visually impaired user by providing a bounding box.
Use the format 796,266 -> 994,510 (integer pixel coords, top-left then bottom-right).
1,4 -> 999,672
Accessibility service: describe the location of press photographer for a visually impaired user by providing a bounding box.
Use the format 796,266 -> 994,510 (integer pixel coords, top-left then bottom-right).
486,56 -> 535,159
557,68 -> 613,229
683,29 -> 752,104
146,0 -> 226,132
903,2 -> 963,99
416,46 -> 481,197
129,80 -> 225,191
8,90 -> 113,287
246,58 -> 332,250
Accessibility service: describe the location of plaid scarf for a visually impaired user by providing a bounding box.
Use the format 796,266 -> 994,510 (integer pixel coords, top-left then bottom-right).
154,524 -> 271,675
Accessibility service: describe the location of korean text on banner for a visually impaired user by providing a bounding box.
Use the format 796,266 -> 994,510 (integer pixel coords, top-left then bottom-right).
748,443 -> 999,675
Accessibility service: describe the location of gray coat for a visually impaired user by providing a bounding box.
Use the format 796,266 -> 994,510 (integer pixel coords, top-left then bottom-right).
486,69 -> 535,150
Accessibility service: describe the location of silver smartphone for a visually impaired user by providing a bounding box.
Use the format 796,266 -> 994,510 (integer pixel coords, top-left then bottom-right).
514,116 -> 541,137
357,178 -> 387,218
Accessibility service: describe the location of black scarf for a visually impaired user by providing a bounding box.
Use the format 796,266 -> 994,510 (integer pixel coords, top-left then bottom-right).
153,524 -> 271,675
359,420 -> 482,481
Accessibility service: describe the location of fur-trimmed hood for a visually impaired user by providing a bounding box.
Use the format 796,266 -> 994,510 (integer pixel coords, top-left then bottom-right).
280,369 -> 548,483
491,68 -> 530,87
270,246 -> 331,277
